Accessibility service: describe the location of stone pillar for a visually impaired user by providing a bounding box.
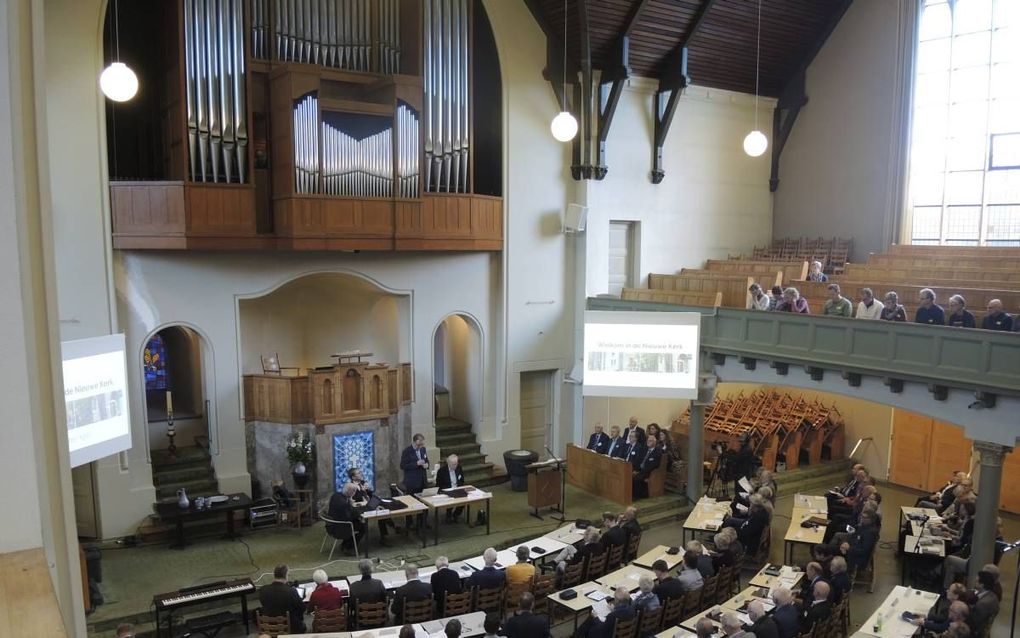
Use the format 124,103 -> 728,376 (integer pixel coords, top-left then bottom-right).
687,403 -> 705,501
968,441 -> 1011,581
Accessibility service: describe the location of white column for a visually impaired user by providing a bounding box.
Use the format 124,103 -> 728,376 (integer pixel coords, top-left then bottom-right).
968,441 -> 1010,581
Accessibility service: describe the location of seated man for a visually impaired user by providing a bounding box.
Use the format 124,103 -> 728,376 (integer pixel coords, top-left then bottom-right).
504,592 -> 551,638
576,586 -> 634,638
686,540 -> 715,578
776,287 -> 810,313
506,545 -> 536,589
982,299 -> 1013,331
621,431 -> 645,470
445,619 -> 462,638
719,612 -> 751,638
836,511 -> 880,573
800,581 -> 832,634
744,599 -> 778,638
435,454 -> 466,522
259,564 -> 306,634
620,506 -> 641,547
881,291 -> 907,321
349,559 -> 387,605
969,569 -> 1000,638
748,283 -> 771,311
916,288 -> 946,325
345,467 -> 394,543
947,294 -> 976,328
326,483 -> 366,553
796,562 -> 828,605
468,547 -> 507,590
631,433 -> 662,499
695,618 -> 716,638
600,511 -> 627,549
917,470 -> 965,510
806,260 -> 827,282
430,556 -> 463,616
771,587 -> 799,638
586,423 -> 610,454
391,564 -> 432,623
557,527 -> 603,574
828,557 -> 851,604
855,287 -> 882,320
822,283 -> 852,317
677,551 -> 704,592
604,425 -> 624,457
652,559 -> 683,603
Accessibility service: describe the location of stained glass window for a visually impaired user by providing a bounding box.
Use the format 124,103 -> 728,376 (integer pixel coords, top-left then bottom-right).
143,334 -> 169,390
908,0 -> 1020,244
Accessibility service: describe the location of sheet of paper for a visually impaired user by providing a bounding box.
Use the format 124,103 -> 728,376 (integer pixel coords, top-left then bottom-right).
738,477 -> 753,491
736,503 -> 748,513
592,600 -> 612,621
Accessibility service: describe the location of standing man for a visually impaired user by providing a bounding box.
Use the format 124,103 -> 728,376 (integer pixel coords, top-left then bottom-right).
586,423 -> 610,454
621,417 -> 645,444
436,454 -> 466,522
401,433 -> 430,494
605,425 -> 624,458
632,433 -> 662,500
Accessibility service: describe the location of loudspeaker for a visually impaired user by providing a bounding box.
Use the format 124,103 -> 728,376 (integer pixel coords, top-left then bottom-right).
563,203 -> 588,233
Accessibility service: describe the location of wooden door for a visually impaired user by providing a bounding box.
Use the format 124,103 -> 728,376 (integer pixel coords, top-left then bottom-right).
1001,447 -> 1020,514
608,221 -> 635,296
925,420 -> 972,492
889,410 -> 933,490
520,371 -> 554,453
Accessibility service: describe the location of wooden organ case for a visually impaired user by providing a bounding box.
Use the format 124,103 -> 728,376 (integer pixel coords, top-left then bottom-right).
107,0 -> 503,252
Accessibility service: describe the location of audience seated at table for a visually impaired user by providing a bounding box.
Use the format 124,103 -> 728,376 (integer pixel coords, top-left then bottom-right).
345,466 -> 395,543
826,510 -> 881,573
506,545 -> 535,589
554,526 -> 602,575
574,586 -> 634,638
723,494 -> 770,554
599,511 -> 627,549
685,540 -> 715,578
620,506 -> 641,546
259,564 -> 306,634
350,559 -> 387,605
326,483 -> 367,553
968,568 -> 1001,638
743,600 -> 778,638
796,562 -> 828,606
306,569 -> 344,614
720,612 -> 751,638
504,592 -> 551,638
468,547 -> 507,589
631,433 -> 662,499
694,617 -> 716,638
677,551 -> 705,592
435,453 -> 466,522
911,583 -> 968,634
430,555 -> 463,615
586,423 -> 610,454
799,581 -> 832,634
632,576 -> 660,612
770,587 -> 799,638
828,556 -> 851,604
917,470 -> 966,510
390,564 -> 432,623
482,614 -> 502,638
651,559 -> 686,603
709,531 -> 737,571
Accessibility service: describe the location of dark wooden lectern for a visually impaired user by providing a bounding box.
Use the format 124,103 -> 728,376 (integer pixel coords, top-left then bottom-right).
526,458 -> 565,520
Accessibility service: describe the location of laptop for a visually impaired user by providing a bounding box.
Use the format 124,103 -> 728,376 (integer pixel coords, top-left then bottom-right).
420,487 -> 440,497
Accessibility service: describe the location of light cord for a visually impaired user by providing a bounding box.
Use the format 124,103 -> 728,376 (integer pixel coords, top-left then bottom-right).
562,0 -> 568,112
754,0 -> 762,129
114,0 -> 121,61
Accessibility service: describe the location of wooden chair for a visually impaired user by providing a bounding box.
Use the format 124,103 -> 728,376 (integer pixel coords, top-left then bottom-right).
562,560 -> 586,588
659,595 -> 685,628
699,577 -> 718,611
851,554 -> 875,593
444,590 -> 472,616
504,581 -> 530,611
260,352 -> 300,376
680,588 -> 702,618
531,571 -> 558,615
832,597 -> 850,638
256,611 -> 290,637
474,585 -> 503,615
607,544 -> 625,571
402,598 -> 434,623
611,615 -> 637,638
637,606 -> 662,636
625,531 -> 642,562
278,488 -> 313,528
355,600 -> 388,629
585,550 -> 609,581
311,607 -> 347,632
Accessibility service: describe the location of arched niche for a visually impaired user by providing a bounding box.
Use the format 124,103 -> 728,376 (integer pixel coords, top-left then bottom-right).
432,313 -> 483,429
140,324 -> 211,451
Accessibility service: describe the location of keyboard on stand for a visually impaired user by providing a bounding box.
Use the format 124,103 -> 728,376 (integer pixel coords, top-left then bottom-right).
152,578 -> 255,637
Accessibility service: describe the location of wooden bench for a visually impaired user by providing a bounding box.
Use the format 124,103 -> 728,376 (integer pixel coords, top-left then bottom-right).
868,253 -> 1020,271
887,244 -> 1020,258
621,288 -> 722,307
648,274 -> 753,307
680,268 -> 780,289
703,259 -> 808,284
843,263 -> 1020,286
793,280 -> 1020,320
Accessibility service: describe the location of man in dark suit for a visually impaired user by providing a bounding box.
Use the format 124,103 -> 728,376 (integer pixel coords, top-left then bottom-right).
620,506 -> 641,549
621,417 -> 645,448
770,587 -> 799,638
828,557 -> 851,604
349,559 -> 387,605
604,425 -> 624,458
970,569 -> 1001,638
651,560 -> 684,604
401,433 -> 430,493
744,600 -> 778,638
436,453 -> 467,522
391,565 -> 432,623
685,540 -> 715,579
600,511 -> 627,549
504,592 -> 551,638
631,434 -> 662,499
430,556 -> 463,616
842,512 -> 880,572
621,431 -> 645,469
467,548 -> 506,590
797,562 -> 828,605
800,581 -> 832,635
326,484 -> 365,553
588,587 -> 636,638
586,424 -> 610,454
258,564 -> 306,633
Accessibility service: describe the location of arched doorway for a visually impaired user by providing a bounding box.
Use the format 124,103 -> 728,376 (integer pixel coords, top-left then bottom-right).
432,314 -> 483,429
142,325 -> 210,453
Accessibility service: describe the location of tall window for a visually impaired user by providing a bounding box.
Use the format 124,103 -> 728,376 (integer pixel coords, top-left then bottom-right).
909,0 -> 1020,245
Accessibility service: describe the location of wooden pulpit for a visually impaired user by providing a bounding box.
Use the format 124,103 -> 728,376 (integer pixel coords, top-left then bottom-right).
526,459 -> 564,520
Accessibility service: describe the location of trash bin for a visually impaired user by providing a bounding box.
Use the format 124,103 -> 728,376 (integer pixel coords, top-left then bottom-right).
503,449 -> 538,492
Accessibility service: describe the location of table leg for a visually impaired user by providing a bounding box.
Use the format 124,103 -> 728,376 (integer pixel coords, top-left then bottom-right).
170,518 -> 187,550
241,594 -> 250,634
486,498 -> 490,536
226,509 -> 236,539
434,508 -> 440,546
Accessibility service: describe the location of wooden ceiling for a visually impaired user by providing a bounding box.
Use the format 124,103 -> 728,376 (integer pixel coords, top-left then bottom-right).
531,0 -> 849,97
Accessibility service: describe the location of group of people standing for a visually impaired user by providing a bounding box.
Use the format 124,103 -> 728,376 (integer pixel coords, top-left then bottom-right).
585,418 -> 676,499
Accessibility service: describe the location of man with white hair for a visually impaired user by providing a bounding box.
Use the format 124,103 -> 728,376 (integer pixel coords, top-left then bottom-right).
947,294 -> 976,328
744,599 -> 777,638
468,547 -> 506,589
915,288 -> 946,325
686,540 -> 715,578
694,617 -> 716,638
307,568 -> 344,613
719,612 -> 753,637
586,423 -> 610,454
431,556 -> 462,615
807,260 -> 827,282
436,453 -> 466,522
391,564 -> 432,623
982,299 -> 1013,331
621,417 -> 645,448
770,587 -> 799,638
800,581 -> 832,634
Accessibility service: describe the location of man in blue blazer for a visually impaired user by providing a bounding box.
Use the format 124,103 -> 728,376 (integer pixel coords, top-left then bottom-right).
400,433 -> 430,494
770,587 -> 799,638
631,433 -> 662,499
586,424 -> 610,454
621,431 -> 645,469
467,548 -> 506,590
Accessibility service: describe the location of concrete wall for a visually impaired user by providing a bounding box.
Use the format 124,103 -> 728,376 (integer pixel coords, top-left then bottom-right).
772,0 -> 915,262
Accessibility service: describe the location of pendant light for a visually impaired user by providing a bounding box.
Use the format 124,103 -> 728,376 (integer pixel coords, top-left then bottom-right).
743,0 -> 767,157
550,0 -> 578,142
100,0 -> 138,102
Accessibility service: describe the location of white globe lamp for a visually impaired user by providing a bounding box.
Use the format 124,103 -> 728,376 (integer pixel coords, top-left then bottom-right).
550,110 -> 578,142
743,130 -> 768,157
100,62 -> 139,102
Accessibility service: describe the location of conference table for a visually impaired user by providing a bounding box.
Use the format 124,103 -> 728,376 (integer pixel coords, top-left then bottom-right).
416,486 -> 493,546
632,545 -> 685,571
747,563 -> 804,590
899,506 -> 946,585
680,497 -> 731,544
360,495 -> 430,551
851,585 -> 939,637
548,580 -> 615,632
782,494 -> 829,564
595,564 -> 655,591
678,583 -> 776,633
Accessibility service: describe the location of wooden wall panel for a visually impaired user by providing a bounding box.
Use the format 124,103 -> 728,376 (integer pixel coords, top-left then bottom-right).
648,274 -> 752,308
110,182 -> 186,236
889,409 -> 933,491
185,185 -> 257,235
926,420 -> 972,493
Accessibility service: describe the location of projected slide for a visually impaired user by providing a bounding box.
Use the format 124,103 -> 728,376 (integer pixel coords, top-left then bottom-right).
583,311 -> 700,399
62,334 -> 131,468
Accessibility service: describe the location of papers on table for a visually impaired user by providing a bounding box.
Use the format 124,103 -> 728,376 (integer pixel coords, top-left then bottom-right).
592,599 -> 612,621
738,476 -> 753,492
586,589 -> 610,601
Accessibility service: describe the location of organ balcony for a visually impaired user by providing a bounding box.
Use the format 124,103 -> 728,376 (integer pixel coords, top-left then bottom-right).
106,0 -> 503,252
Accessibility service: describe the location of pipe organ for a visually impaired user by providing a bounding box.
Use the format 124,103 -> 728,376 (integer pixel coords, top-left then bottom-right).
107,0 -> 502,252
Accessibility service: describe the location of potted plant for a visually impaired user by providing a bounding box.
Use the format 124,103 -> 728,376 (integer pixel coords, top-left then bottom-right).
286,432 -> 314,488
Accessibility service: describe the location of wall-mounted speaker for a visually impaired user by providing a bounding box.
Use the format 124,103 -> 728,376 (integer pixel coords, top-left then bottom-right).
563,203 -> 588,233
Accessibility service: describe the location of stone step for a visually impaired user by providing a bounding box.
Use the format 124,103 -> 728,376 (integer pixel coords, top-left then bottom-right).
435,417 -> 472,433
151,445 -> 210,468
153,463 -> 214,485
155,478 -> 220,501
436,432 -> 477,447
456,452 -> 486,465
440,442 -> 482,457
